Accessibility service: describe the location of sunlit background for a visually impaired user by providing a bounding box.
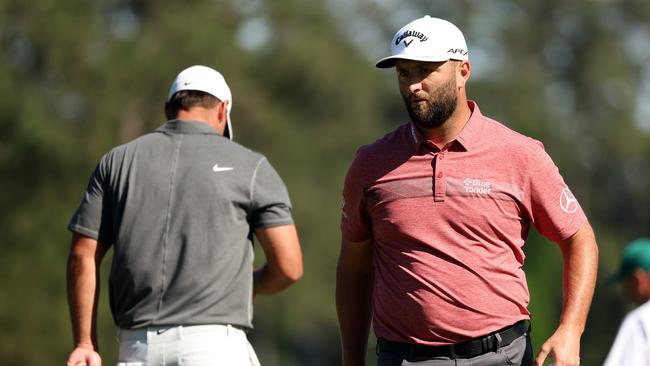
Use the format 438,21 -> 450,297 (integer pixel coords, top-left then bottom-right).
1,0 -> 649,365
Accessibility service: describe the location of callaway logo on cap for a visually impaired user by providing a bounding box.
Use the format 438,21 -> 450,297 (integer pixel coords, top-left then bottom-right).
376,15 -> 468,68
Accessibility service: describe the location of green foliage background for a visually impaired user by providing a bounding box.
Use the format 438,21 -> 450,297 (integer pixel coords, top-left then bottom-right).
1,0 -> 649,365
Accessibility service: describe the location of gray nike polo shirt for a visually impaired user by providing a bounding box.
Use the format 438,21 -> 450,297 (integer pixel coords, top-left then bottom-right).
69,120 -> 294,329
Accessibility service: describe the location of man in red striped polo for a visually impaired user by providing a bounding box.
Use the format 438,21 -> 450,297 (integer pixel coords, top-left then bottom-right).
336,16 -> 598,366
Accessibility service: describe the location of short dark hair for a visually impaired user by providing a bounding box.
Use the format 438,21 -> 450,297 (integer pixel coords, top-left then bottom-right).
165,90 -> 219,119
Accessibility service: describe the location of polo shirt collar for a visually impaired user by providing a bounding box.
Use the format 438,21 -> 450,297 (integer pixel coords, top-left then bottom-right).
408,120 -> 428,151
156,119 -> 220,135
454,100 -> 483,151
409,100 -> 483,152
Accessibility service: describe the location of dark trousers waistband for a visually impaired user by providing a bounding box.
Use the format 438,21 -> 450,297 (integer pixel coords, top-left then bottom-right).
377,320 -> 530,360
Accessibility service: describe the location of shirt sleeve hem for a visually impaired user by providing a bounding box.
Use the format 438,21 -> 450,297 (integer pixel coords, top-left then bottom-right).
253,218 -> 294,229
68,224 -> 100,240
555,217 -> 589,242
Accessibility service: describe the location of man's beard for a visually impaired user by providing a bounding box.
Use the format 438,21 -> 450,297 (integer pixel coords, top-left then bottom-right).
402,78 -> 458,130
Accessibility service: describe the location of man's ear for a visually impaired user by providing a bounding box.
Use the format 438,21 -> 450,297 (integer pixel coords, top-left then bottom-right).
457,60 -> 471,88
217,100 -> 228,123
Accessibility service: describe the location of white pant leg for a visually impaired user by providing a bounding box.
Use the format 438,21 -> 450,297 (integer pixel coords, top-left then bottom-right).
176,325 -> 260,366
118,325 -> 261,366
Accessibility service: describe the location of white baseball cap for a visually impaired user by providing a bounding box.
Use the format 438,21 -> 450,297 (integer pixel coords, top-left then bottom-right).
376,16 -> 468,68
167,65 -> 233,140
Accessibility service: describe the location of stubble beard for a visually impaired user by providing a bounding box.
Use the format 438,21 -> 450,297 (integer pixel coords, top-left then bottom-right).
403,78 -> 458,130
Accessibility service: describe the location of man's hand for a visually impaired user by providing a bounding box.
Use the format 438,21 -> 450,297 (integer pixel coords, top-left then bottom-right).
66,345 -> 102,366
534,324 -> 581,366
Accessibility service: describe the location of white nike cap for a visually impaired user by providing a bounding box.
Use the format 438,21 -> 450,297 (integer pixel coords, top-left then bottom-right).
376,16 -> 468,68
167,65 -> 233,140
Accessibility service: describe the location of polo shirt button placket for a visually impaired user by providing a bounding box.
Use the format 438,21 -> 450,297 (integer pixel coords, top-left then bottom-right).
434,151 -> 446,202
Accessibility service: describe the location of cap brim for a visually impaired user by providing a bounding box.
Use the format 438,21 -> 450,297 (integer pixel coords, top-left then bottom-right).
375,54 -> 454,68
224,118 -> 233,140
606,267 -> 634,285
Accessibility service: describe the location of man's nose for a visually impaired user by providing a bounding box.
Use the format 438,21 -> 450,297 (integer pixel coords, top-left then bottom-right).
407,78 -> 423,94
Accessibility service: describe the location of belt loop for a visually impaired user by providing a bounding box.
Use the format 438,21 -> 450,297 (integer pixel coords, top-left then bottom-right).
449,344 -> 457,359
227,324 -> 232,336
481,337 -> 489,352
494,333 -> 502,351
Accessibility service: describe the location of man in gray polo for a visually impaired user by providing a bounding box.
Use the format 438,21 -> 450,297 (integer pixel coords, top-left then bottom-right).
66,65 -> 303,366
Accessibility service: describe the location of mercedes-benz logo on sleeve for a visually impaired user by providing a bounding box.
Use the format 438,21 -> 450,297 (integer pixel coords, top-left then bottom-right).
560,188 -> 578,213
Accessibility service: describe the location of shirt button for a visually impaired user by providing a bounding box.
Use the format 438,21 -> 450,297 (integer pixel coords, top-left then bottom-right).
437,172 -> 443,178
438,155 -> 444,160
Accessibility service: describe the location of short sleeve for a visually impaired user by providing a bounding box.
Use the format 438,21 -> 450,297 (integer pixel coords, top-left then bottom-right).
340,153 -> 372,242
68,156 -> 114,245
249,157 -> 294,228
525,144 -> 587,243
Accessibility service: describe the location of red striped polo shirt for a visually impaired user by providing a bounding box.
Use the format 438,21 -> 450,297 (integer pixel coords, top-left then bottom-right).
341,101 -> 587,345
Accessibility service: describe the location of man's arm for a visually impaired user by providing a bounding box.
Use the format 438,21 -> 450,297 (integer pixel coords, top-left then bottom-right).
66,233 -> 109,366
336,238 -> 374,366
535,223 -> 599,366
253,224 -> 303,296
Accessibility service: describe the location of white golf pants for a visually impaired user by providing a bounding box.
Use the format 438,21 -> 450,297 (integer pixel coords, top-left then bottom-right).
117,324 -> 261,366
